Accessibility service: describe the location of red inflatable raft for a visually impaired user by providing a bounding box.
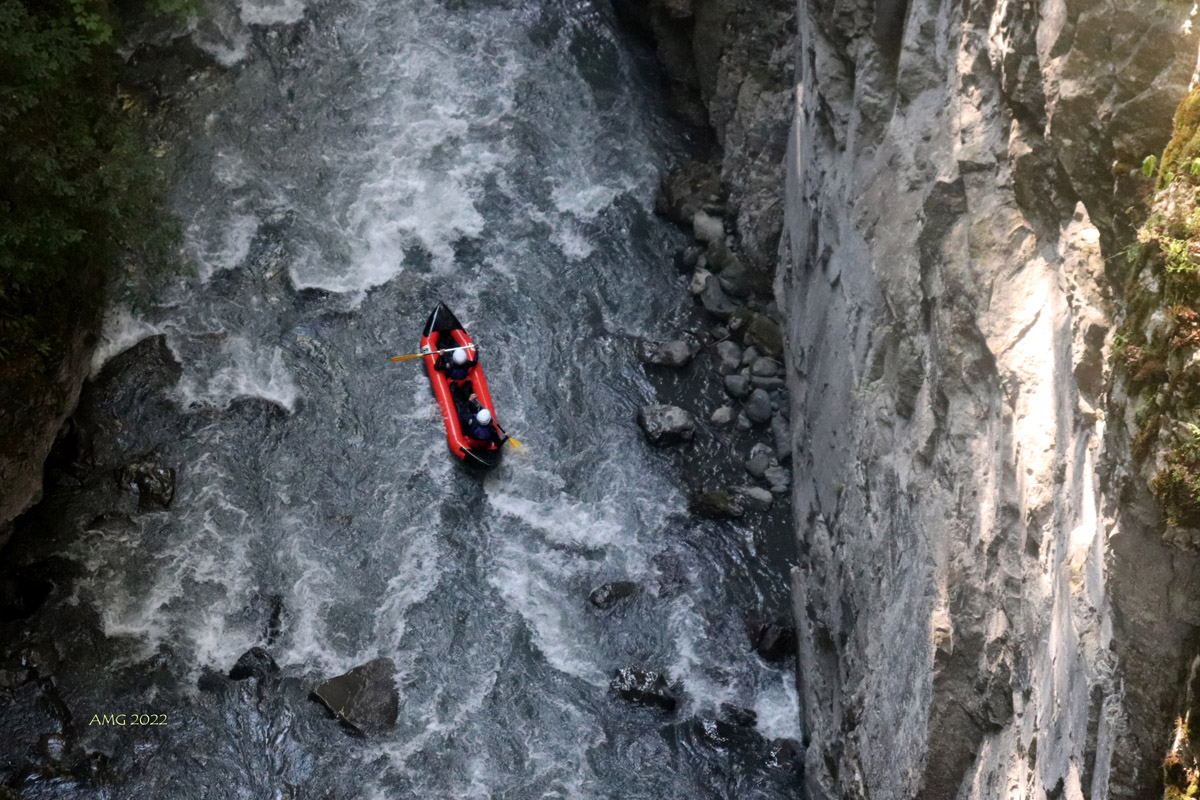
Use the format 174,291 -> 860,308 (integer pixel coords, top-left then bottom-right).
420,302 -> 505,469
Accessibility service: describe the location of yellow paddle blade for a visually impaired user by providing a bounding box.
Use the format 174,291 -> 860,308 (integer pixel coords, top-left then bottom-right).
390,353 -> 424,362
506,436 -> 522,449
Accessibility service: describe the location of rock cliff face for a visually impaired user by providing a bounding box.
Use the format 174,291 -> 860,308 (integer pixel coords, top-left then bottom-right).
779,0 -> 1200,798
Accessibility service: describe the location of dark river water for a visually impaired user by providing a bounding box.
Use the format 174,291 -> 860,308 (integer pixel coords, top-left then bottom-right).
3,0 -> 801,796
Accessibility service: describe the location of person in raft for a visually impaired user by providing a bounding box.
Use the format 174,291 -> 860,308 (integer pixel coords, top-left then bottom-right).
435,346 -> 477,381
464,407 -> 499,443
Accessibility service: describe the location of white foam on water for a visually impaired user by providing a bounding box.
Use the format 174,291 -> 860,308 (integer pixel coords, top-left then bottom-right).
285,14 -> 524,295
240,0 -> 308,25
277,527 -> 355,675
75,455 -> 259,676
550,217 -> 595,261
89,307 -> 166,375
754,674 -> 803,741
176,336 -> 299,411
186,212 -> 259,281
372,522 -> 446,652
486,492 -> 625,548
188,3 -> 252,66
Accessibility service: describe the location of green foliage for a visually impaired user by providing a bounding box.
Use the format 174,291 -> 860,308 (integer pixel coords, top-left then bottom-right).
1145,154 -> 1159,177
0,0 -> 177,364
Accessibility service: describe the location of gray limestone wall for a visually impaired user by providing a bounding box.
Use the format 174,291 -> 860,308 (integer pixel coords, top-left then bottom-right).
780,0 -> 1200,798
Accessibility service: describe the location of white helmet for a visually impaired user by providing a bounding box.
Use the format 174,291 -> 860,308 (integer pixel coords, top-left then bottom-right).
476,408 -> 492,425
452,348 -> 468,365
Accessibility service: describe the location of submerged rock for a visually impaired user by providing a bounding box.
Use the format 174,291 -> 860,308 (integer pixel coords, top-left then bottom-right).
610,667 -> 677,711
690,490 -> 745,519
115,457 -> 176,510
588,581 -> 638,610
311,658 -> 399,735
694,703 -> 760,748
766,737 -> 805,774
637,405 -> 695,446
229,647 -> 278,681
747,619 -> 797,662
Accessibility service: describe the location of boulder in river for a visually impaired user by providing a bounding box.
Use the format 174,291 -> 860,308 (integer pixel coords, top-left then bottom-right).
710,406 -> 735,425
637,405 -> 695,446
747,618 -> 797,662
115,457 -> 176,510
743,314 -> 783,358
715,340 -> 743,373
311,657 -> 398,735
690,490 -> 745,519
229,647 -> 278,681
745,443 -> 775,477
610,668 -> 677,711
636,339 -> 700,368
694,703 -> 760,748
723,374 -> 751,399
588,581 -> 638,610
766,737 -> 806,774
744,389 -> 773,424
731,485 -> 773,511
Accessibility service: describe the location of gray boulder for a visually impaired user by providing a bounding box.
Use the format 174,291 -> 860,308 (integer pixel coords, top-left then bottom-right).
745,443 -> 775,478
764,465 -> 792,494
718,264 -> 751,298
636,339 -> 700,368
740,346 -> 760,367
743,314 -> 783,357
700,277 -> 738,318
750,358 -> 778,377
723,374 -> 751,399
716,340 -> 743,373
311,658 -> 399,735
751,376 -> 786,391
710,406 -> 735,425
637,405 -> 695,446
771,416 -> 792,463
744,389 -> 773,424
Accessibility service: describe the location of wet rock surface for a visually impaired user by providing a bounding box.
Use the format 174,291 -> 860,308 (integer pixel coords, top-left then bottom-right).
636,404 -> 696,445
311,658 -> 399,736
588,581 -> 638,610
229,647 -> 279,681
610,667 -> 677,711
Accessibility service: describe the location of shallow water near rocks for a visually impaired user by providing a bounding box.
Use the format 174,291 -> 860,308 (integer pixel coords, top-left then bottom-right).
2,0 -> 800,796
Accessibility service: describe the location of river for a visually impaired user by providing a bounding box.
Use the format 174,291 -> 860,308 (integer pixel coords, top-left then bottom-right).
3,0 -> 801,796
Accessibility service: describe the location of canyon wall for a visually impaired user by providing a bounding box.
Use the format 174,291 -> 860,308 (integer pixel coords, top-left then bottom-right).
780,0 -> 1200,798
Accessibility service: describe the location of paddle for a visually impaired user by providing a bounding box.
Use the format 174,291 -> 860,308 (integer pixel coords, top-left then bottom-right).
390,344 -> 475,363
